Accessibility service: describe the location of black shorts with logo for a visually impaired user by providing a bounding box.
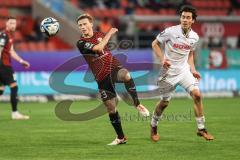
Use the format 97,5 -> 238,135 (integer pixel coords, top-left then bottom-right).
97,67 -> 122,101
0,65 -> 16,86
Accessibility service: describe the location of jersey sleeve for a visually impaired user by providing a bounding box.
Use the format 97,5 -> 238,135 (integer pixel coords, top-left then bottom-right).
156,28 -> 170,44
0,32 -> 8,47
190,36 -> 199,51
76,40 -> 95,55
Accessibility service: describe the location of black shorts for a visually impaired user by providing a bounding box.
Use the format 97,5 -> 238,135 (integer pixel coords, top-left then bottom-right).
0,65 -> 16,86
97,67 -> 122,101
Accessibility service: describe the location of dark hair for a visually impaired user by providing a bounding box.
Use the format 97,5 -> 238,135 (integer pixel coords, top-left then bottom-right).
179,5 -> 197,20
7,16 -> 16,20
76,13 -> 93,23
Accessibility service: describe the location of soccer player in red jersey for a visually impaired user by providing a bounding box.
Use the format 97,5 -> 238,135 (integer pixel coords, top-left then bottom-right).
76,14 -> 150,145
0,17 -> 30,120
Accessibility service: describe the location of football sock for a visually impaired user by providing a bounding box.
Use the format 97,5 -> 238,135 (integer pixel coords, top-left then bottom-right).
124,78 -> 140,106
10,86 -> 18,112
151,113 -> 162,127
196,116 -> 205,130
109,111 -> 125,139
0,90 -> 3,95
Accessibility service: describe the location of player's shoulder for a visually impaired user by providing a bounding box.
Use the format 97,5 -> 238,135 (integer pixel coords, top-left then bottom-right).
189,29 -> 199,41
94,31 -> 105,37
168,25 -> 179,31
163,25 -> 180,34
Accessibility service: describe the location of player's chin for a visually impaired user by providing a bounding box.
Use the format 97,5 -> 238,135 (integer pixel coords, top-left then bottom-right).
81,30 -> 87,34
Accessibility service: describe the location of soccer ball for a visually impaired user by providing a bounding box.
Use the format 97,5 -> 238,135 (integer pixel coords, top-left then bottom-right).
40,17 -> 60,36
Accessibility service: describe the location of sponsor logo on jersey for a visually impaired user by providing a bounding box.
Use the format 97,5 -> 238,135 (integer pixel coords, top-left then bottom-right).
97,37 -> 102,42
173,43 -> 190,50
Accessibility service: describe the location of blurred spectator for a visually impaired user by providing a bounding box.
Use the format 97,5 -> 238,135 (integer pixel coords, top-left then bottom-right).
125,1 -> 135,15
139,25 -> 157,48
231,0 -> 240,8
208,36 -> 223,49
98,17 -> 113,33
236,34 -> 240,48
103,0 -> 120,8
78,0 -> 97,9
125,17 -> 135,41
177,0 -> 192,13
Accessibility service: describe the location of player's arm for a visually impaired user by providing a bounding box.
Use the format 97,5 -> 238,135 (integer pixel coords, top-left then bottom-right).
92,28 -> 118,52
10,45 -> 30,69
188,51 -> 201,80
188,51 -> 196,72
152,39 -> 170,69
0,33 -> 7,65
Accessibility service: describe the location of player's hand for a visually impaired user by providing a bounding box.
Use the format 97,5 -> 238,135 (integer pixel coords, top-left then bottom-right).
192,70 -> 201,80
109,28 -> 118,35
162,59 -> 171,69
20,60 -> 30,69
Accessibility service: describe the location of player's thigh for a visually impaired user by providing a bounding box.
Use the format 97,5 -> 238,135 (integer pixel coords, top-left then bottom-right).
178,70 -> 199,93
98,76 -> 117,102
157,74 -> 177,101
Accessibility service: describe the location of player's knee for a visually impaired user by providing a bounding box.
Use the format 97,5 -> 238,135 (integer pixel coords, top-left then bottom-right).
107,107 -> 116,114
192,91 -> 202,102
124,72 -> 131,81
119,68 -> 131,81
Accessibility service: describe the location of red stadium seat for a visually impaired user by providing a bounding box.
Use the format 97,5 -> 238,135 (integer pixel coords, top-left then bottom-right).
233,9 -> 240,15
0,19 -> 5,29
0,8 -> 9,17
46,42 -> 56,51
36,42 -> 46,51
167,9 -> 176,15
17,42 -> 28,51
159,9 -> 168,15
28,42 -> 38,51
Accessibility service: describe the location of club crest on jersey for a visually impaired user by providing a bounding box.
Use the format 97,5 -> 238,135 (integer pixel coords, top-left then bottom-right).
97,38 -> 102,42
173,43 -> 190,50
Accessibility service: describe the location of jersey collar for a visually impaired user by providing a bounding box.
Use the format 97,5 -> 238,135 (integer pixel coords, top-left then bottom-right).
181,27 -> 191,38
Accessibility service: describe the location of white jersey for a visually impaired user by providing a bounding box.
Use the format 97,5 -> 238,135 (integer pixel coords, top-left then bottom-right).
156,24 -> 199,75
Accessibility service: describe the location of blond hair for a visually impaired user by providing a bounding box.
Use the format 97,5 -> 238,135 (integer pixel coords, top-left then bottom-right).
76,13 -> 93,23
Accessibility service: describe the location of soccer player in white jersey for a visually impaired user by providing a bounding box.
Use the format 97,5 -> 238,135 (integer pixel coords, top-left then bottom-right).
150,5 -> 214,141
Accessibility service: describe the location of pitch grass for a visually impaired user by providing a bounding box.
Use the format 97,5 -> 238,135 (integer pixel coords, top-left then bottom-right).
0,98 -> 239,160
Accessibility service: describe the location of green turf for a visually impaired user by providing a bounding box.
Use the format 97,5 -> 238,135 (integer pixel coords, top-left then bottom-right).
0,98 -> 240,160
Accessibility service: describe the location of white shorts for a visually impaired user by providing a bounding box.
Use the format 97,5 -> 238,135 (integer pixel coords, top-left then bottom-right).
157,69 -> 199,101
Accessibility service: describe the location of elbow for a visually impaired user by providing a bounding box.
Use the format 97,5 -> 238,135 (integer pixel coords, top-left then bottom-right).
152,40 -> 159,49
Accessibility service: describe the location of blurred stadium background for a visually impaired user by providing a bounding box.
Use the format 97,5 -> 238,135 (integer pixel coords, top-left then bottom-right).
1,0 -> 240,102
1,1 -> 240,160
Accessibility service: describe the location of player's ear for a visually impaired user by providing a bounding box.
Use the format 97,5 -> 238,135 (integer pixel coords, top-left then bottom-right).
192,19 -> 195,24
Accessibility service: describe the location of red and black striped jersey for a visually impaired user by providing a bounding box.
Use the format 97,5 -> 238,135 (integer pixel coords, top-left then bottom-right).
0,30 -> 13,66
77,31 -> 122,82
